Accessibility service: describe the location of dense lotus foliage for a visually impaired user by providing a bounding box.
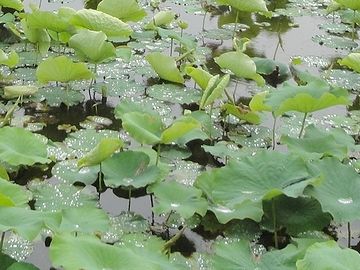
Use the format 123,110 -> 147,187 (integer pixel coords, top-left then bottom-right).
0,0 -> 359,269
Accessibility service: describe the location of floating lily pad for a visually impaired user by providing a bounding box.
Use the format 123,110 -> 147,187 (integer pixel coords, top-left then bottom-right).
32,86 -> 85,107
202,28 -> 233,40
94,79 -> 145,97
318,22 -> 351,34
147,84 -> 201,104
2,233 -> 34,264
323,69 -> 360,92
168,160 -> 203,186
312,34 -> 358,50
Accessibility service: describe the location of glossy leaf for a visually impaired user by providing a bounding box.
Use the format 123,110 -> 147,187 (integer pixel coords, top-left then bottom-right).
195,151 -> 320,223
102,151 -> 163,188
146,52 -> 184,84
338,53 -> 360,73
97,0 -> 146,22
0,127 -> 50,166
200,74 -> 230,109
148,181 -> 208,219
27,10 -> 70,33
69,29 -> 116,63
77,138 -> 123,168
215,51 -> 265,86
161,116 -> 200,144
0,0 -> 23,10
146,10 -> 176,29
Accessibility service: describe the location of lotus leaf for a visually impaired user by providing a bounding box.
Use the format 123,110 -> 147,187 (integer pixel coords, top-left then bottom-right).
216,0 -> 271,16
97,0 -> 146,22
32,86 -> 85,107
146,10 -> 176,29
305,158 -> 360,223
147,84 -> 201,104
21,19 -> 51,56
50,233 -> 185,270
161,116 -> 201,144
0,0 -> 23,10
69,29 -> 116,63
221,103 -> 261,124
102,151 -> 164,188
146,52 -> 184,84
77,137 -> 123,168
3,85 -> 38,99
0,127 -> 50,166
0,49 -> 19,68
27,10 -> 70,33
70,9 -> 133,40
338,52 -> 360,73
215,51 -> 265,86
199,74 -> 230,109
148,181 -> 208,219
312,34 -> 358,50
0,253 -> 39,270
185,66 -> 212,91
195,151 -> 320,223
36,56 -> 94,84
296,241 -> 360,269
0,178 -> 32,207
335,0 -> 360,10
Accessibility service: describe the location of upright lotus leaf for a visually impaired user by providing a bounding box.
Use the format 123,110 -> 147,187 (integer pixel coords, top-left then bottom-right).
338,53 -> 360,73
215,51 -> 265,86
216,0 -> 271,16
281,125 -> 356,160
146,10 -> 176,29
0,127 -> 50,166
249,90 -> 273,112
97,0 -> 146,22
335,0 -> 360,10
260,79 -> 350,116
102,151 -> 164,188
3,85 -> 38,99
221,103 -> 261,124
305,158 -> 360,223
70,9 -> 133,40
21,19 -> 51,56
0,0 -> 23,10
199,74 -> 230,109
36,56 -> 94,84
0,178 -> 32,207
185,66 -> 213,90
297,241 -> 360,270
77,138 -> 123,168
261,195 -> 332,235
69,30 -> 116,63
0,207 -> 61,240
26,10 -> 70,33
161,116 -> 201,144
50,234 -> 185,270
195,151 -> 321,223
121,112 -> 163,145
146,52 -> 184,84
57,207 -> 109,234
0,49 -> 19,68
148,181 -> 208,219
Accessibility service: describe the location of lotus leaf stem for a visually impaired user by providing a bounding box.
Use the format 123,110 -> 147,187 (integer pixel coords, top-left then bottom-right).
150,194 -> 155,226
272,113 -> 277,150
352,10 -> 356,41
175,49 -> 195,63
170,38 -> 173,56
98,162 -> 103,192
298,113 -> 308,139
224,89 -> 235,105
272,199 -> 278,249
233,10 -> 239,38
202,12 -> 207,31
128,188 -> 132,212
162,225 -> 187,256
348,222 -> 351,248
0,231 -> 5,251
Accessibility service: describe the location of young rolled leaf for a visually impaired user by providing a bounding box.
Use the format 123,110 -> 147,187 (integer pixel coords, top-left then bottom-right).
3,85 -> 38,99
77,138 -> 123,168
69,29 -> 116,63
215,51 -> 265,86
97,0 -> 146,22
146,52 -> 184,84
185,66 -> 213,91
199,74 -> 230,109
36,56 -> 94,84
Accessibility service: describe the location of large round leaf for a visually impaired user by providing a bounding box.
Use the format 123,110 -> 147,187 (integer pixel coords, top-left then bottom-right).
195,151 -> 320,223
26,10 -> 70,33
216,0 -> 270,15
97,0 -> 146,22
0,178 -> 32,207
36,56 -> 94,84
102,151 -> 164,188
335,0 -> 360,10
0,127 -> 50,166
305,158 -> 360,223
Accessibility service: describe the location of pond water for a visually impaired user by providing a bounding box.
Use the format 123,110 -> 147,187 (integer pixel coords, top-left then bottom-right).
1,0 -> 360,269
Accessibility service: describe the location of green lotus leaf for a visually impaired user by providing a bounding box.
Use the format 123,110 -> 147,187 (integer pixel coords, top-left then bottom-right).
200,74 -> 230,109
195,151 -> 320,223
305,158 -> 360,223
146,10 -> 176,29
221,103 -> 261,124
215,51 -> 265,86
97,0 -> 146,22
146,52 -> 184,84
338,52 -> 360,73
0,165 -> 9,180
281,125 -> 356,160
21,19 -> 51,56
253,57 -> 290,79
26,10 -> 70,33
161,116 -> 200,144
77,138 -> 123,168
121,112 -> 163,145
0,253 -> 39,270
0,0 -> 23,10
249,90 -> 272,112
3,85 -> 38,99
146,84 -> 201,104
36,56 -> 94,84
216,0 -> 271,16
32,86 -> 85,107
0,207 -> 61,240
70,9 -> 133,40
114,100 -> 161,119
185,66 -> 213,90
52,160 -> 99,185
0,127 -> 50,166
50,234 -> 185,270
261,195 -> 331,236
0,49 -> 19,68
69,29 -> 116,63
335,0 -> 360,10
148,181 -> 208,219
0,178 -> 32,207
312,34 -> 358,50
296,241 -> 360,269
57,207 -> 109,234
102,151 -> 164,188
